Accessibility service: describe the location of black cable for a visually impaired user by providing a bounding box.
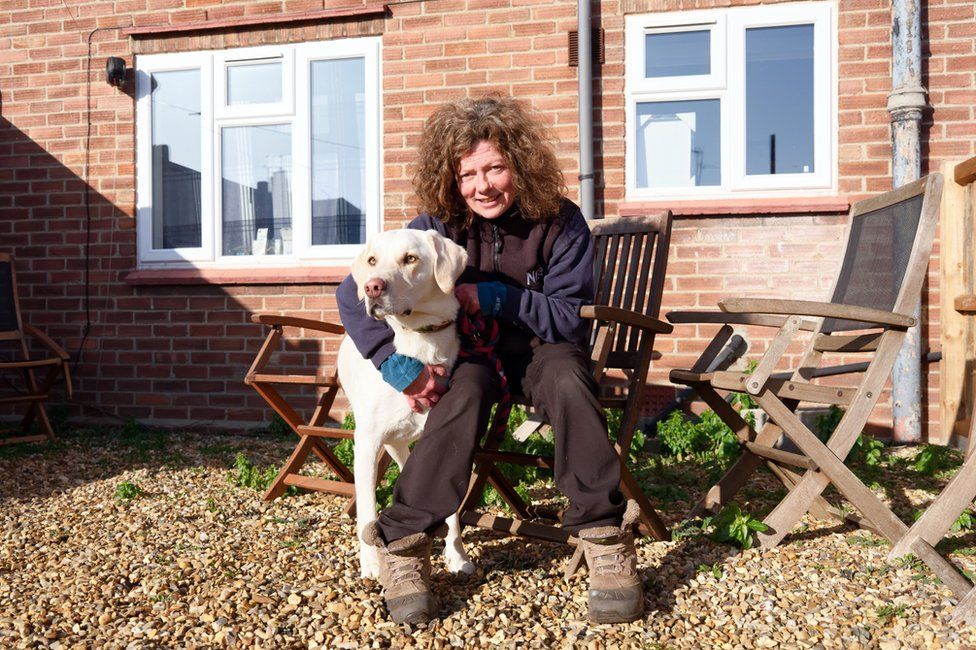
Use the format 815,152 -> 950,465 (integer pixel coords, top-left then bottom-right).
71,28 -> 102,374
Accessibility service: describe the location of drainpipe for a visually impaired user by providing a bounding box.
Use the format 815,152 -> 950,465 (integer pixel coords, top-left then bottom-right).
578,0 -> 595,220
888,0 -> 927,443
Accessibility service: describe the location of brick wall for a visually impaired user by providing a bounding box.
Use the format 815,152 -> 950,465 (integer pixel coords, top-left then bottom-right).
1,0 -> 973,439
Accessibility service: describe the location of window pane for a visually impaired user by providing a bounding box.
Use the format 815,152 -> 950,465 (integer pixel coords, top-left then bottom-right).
746,24 -> 814,175
644,30 -> 710,78
311,58 -> 366,245
221,125 -> 292,256
227,61 -> 282,106
151,69 -> 202,249
636,100 -> 720,188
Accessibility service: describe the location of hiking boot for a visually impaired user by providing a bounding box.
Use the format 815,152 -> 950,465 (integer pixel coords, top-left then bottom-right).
566,501 -> 644,624
361,523 -> 438,624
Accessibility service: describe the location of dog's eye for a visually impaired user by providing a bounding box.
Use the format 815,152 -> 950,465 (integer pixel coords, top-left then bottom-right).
404,254 -> 418,264
367,256 -> 376,266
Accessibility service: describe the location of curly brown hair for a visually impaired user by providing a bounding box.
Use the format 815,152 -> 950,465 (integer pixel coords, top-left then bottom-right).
412,95 -> 567,227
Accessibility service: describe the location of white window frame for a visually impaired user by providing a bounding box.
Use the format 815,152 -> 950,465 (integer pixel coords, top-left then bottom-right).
625,2 -> 836,201
135,36 -> 381,268
214,46 -> 295,120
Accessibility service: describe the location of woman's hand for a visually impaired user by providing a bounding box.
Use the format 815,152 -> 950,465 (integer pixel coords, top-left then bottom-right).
454,283 -> 481,315
402,364 -> 449,413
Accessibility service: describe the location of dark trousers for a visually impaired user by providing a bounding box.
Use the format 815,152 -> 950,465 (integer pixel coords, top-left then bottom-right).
376,341 -> 626,542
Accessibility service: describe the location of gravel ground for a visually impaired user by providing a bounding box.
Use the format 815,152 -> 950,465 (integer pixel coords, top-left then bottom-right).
2,427 -> 976,649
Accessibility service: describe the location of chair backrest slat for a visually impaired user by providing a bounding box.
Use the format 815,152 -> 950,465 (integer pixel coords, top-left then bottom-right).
588,212 -> 672,369
821,176 -> 942,333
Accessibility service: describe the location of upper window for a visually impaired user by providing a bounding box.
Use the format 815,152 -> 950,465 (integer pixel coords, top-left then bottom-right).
625,3 -> 835,200
135,38 -> 381,266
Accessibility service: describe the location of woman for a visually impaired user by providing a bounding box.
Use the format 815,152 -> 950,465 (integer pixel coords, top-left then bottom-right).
336,96 -> 643,625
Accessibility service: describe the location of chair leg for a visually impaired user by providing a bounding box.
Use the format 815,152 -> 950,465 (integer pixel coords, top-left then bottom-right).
619,463 -> 670,541
264,435 -> 316,501
757,392 -> 909,547
889,452 -> 976,558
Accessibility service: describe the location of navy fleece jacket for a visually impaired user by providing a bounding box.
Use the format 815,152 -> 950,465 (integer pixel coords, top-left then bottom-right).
336,200 -> 594,374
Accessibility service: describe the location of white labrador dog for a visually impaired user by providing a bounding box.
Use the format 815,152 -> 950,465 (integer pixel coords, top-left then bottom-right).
337,228 -> 476,579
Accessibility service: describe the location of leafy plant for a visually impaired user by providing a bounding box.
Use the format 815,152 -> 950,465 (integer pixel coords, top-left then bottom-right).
115,481 -> 144,501
951,508 -> 976,532
848,434 -> 885,467
913,444 -> 962,476
696,562 -> 724,579
814,405 -> 844,441
228,453 -> 298,497
707,503 -> 768,550
656,409 -> 739,464
267,414 -> 291,437
875,604 -> 907,623
669,517 -> 711,542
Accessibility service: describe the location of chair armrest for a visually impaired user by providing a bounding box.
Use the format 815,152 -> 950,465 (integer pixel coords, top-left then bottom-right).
718,298 -> 916,329
22,325 -> 70,360
666,310 -> 818,331
956,295 -> 976,315
579,305 -> 673,334
251,313 -> 345,335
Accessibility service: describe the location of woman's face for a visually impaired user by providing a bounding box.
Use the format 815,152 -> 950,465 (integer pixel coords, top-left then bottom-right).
456,140 -> 516,220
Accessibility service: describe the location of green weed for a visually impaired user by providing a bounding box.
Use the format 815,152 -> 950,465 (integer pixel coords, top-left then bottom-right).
706,503 -> 769,550
875,604 -> 907,623
913,444 -> 962,477
228,453 -> 299,497
115,481 -> 144,501
696,562 -> 724,579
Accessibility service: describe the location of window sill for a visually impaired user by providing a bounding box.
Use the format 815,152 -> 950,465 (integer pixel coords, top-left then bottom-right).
124,267 -> 348,286
122,4 -> 388,38
620,196 -> 850,217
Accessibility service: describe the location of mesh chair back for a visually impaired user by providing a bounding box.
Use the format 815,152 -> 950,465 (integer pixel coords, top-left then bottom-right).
0,255 -> 20,335
589,212 -> 672,368
823,194 -> 922,332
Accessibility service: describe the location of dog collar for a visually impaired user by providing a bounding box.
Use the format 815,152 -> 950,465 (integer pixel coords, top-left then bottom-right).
411,320 -> 455,333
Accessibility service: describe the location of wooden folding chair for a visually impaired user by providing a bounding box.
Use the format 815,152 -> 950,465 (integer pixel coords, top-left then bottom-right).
245,315 -> 390,515
0,253 -> 72,444
458,212 -> 674,544
885,294 -> 976,624
665,175 -> 943,553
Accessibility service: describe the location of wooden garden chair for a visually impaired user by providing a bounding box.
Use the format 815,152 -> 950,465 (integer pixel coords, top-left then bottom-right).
885,294 -> 976,624
458,212 -> 674,544
666,175 -> 943,550
245,315 -> 389,515
0,253 -> 72,444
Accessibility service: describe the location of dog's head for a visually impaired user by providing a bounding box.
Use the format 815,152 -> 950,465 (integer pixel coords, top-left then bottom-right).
351,229 -> 468,320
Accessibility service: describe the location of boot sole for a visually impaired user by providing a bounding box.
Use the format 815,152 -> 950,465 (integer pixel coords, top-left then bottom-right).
588,606 -> 644,625
387,593 -> 438,625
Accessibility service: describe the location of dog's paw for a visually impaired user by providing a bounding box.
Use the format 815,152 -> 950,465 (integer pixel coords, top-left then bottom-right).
360,549 -> 381,580
444,552 -> 476,575
360,562 -> 380,580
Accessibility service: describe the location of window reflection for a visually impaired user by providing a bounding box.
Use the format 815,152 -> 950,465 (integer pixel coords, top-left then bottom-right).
221,125 -> 292,256
150,69 -> 202,249
746,24 -> 815,175
644,30 -> 711,78
636,99 -> 721,188
227,61 -> 282,106
311,58 -> 366,245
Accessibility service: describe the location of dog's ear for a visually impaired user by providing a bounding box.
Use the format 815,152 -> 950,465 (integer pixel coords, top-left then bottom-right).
350,244 -> 372,301
425,230 -> 468,294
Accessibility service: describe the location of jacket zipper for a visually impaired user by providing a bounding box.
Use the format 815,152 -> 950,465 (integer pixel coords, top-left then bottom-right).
491,223 -> 501,273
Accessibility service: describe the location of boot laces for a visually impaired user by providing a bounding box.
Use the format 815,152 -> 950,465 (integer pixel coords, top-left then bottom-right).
589,538 -> 631,577
388,553 -> 425,589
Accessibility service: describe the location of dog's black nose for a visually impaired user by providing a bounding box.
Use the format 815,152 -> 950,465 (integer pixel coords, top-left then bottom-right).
363,278 -> 385,299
